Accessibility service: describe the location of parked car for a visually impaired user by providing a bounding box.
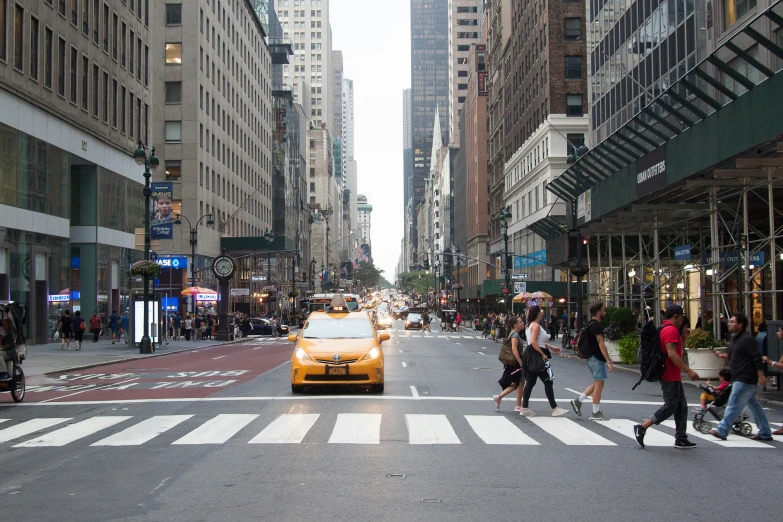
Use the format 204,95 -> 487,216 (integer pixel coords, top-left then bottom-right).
247,318 -> 290,336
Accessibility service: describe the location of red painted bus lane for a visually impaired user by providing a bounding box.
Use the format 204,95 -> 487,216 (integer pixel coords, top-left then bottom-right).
20,341 -> 293,403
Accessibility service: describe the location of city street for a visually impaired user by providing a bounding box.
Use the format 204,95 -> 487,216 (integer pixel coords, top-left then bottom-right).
1,320 -> 781,521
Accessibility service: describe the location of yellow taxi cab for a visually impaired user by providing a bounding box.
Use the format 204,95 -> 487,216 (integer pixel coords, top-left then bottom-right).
288,294 -> 389,393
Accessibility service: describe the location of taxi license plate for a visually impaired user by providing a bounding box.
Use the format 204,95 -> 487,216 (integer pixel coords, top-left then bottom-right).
327,366 -> 347,376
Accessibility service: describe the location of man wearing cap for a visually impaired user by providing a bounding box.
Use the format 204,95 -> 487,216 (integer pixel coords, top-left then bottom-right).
634,304 -> 700,449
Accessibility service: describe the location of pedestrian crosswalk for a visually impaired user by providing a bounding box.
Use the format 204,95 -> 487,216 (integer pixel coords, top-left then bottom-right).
0,413 -> 779,450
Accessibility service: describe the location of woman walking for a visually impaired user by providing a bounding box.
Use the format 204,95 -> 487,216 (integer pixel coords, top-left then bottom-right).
72,310 -> 85,351
520,306 -> 568,417
59,309 -> 74,350
184,314 -> 193,341
89,311 -> 102,342
493,315 -> 526,411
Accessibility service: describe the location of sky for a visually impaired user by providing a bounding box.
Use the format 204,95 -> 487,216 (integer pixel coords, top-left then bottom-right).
329,0 -> 410,281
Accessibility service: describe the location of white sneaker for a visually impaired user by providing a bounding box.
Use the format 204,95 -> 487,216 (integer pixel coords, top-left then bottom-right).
551,407 -> 568,417
519,408 -> 536,416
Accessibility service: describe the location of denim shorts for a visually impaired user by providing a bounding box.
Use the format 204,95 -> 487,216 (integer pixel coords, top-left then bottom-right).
586,355 -> 608,381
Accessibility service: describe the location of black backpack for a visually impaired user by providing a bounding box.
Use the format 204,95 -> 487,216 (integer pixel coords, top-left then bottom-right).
632,320 -> 674,390
574,320 -> 598,359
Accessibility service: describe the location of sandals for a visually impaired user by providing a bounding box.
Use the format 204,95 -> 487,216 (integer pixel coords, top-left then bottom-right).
772,429 -> 783,436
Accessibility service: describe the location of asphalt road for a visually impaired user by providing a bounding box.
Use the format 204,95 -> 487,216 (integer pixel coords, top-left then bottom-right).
1,321 -> 782,522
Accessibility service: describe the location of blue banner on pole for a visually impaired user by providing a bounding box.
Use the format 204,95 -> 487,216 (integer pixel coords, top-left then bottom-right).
150,182 -> 174,239
673,244 -> 691,261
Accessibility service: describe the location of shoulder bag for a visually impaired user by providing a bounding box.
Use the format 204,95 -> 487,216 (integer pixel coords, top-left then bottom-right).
498,334 -> 518,366
523,345 -> 545,373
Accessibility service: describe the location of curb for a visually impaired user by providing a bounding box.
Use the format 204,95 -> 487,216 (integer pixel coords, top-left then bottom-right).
548,343 -> 783,408
33,338 -> 251,377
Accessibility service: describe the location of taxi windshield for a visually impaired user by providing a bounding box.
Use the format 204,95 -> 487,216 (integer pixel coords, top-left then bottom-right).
302,318 -> 375,339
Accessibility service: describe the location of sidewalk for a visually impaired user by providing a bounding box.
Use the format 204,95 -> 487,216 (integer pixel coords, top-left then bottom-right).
22,336 -> 244,377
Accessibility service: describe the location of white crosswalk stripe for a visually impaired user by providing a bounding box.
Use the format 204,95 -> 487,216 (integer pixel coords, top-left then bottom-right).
14,417 -> 131,447
3,414 -> 781,449
0,418 -> 72,443
598,418 -> 674,447
171,414 -> 258,445
406,414 -> 461,444
249,414 -> 320,444
92,415 -> 194,446
328,413 -> 382,444
527,417 -> 616,446
465,416 -> 539,445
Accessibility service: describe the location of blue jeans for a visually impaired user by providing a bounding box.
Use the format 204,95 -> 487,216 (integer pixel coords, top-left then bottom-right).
717,381 -> 772,438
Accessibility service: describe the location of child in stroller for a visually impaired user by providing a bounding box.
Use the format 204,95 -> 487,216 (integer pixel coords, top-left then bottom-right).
692,371 -> 753,436
693,369 -> 731,413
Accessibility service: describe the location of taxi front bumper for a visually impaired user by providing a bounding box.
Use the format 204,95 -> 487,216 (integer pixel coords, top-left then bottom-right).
291,357 -> 384,385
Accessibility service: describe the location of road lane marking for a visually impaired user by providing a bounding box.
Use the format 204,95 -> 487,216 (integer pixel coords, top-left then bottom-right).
465,416 -> 540,445
410,385 -> 420,399
0,418 -> 72,443
39,378 -> 140,403
406,414 -> 460,444
328,413 -> 381,444
565,388 -> 582,395
92,415 -> 194,446
660,420 -> 773,448
402,362 -> 408,368
598,418 -> 674,447
172,414 -> 258,445
14,417 -> 131,447
213,355 -> 227,360
477,352 -> 485,355
249,414 -> 320,444
527,417 -> 616,446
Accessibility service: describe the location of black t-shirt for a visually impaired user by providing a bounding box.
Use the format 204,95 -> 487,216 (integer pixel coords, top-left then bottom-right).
587,320 -> 605,362
60,316 -> 73,333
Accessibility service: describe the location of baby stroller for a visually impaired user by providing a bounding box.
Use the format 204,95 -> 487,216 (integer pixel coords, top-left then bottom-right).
692,382 -> 752,436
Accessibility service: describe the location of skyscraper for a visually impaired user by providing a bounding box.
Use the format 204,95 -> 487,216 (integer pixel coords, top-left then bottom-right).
448,0 -> 482,147
402,88 -> 413,206
410,0 -> 449,250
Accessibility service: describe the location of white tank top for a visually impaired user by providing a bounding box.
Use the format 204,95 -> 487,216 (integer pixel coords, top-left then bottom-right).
526,323 -> 550,349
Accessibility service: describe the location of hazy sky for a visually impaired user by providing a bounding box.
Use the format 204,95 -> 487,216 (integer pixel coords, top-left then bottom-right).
330,0 -> 410,280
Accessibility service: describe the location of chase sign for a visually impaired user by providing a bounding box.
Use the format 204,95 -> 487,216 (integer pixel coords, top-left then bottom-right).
155,256 -> 188,269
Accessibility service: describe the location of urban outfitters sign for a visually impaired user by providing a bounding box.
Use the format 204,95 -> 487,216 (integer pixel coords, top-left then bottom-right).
636,145 -> 667,198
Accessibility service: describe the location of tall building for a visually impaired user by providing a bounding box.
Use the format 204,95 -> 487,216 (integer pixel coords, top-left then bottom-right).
357,194 -> 372,248
488,0 -> 588,286
308,126 -> 340,274
276,0 -> 333,129
0,0 -> 152,343
402,88 -> 413,205
448,0 -> 481,147
410,0 -> 449,250
331,50 -> 343,146
150,0 -> 274,314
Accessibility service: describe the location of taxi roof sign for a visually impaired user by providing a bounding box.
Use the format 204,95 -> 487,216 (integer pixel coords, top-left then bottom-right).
327,294 -> 349,313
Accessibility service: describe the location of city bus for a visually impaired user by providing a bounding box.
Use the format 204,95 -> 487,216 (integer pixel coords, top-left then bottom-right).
307,293 -> 360,314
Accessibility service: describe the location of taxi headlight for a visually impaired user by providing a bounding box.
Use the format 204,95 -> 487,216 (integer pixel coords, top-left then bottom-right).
363,347 -> 380,360
294,347 -> 311,361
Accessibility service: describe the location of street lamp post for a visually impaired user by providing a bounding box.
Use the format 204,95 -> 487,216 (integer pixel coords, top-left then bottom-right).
132,140 -> 159,354
499,209 -> 512,318
567,140 -> 590,330
310,257 -> 316,292
320,262 -> 325,292
263,228 -> 275,314
455,246 -> 461,314
174,213 -> 215,314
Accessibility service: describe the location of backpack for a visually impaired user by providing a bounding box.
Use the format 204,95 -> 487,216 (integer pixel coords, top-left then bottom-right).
632,320 -> 674,390
574,320 -> 599,359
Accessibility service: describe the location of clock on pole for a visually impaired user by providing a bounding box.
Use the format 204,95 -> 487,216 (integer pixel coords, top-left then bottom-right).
212,252 -> 236,341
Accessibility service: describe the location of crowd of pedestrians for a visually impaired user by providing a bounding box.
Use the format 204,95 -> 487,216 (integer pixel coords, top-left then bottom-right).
490,300 -> 783,447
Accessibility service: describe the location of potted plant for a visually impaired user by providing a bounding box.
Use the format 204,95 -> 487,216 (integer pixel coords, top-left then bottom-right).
129,260 -> 161,278
685,329 -> 727,379
618,333 -> 638,364
601,306 -> 638,362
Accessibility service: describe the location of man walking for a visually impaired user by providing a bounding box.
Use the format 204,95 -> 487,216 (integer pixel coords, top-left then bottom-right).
173,312 -> 182,341
710,312 -> 773,441
634,304 -> 699,449
571,303 -> 614,420
108,310 -> 121,345
121,311 -> 130,344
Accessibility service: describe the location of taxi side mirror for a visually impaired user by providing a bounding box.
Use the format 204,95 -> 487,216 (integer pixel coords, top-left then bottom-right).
287,333 -> 298,342
378,333 -> 390,342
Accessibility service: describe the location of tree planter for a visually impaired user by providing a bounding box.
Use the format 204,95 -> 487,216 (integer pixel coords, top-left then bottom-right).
686,348 -> 728,380
604,339 -> 624,363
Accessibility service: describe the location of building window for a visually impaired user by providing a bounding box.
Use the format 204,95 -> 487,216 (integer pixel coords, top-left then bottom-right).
57,37 -> 66,96
725,0 -> 756,27
70,0 -> 78,25
165,160 -> 181,180
129,92 -> 134,136
44,27 -> 53,88
0,0 -> 7,62
566,95 -> 583,117
564,18 -> 581,41
165,121 -> 181,142
111,12 -> 117,59
310,196 -> 316,204
102,2 -> 108,52
13,4 -> 23,71
309,182 -> 315,192
29,16 -> 38,80
310,167 -> 315,177
102,71 -> 108,121
120,21 -> 125,66
565,56 -> 582,79
111,78 -> 117,127
165,43 -> 181,64
82,0 -> 88,35
120,85 -> 125,132
69,47 -> 77,104
81,55 -> 88,108
165,81 -> 181,103
165,3 -> 182,25
92,0 -> 98,44
92,63 -> 98,115
129,29 -> 134,72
